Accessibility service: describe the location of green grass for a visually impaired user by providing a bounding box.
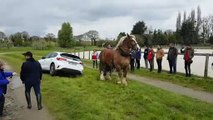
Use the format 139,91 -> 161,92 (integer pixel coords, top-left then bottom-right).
0,52 -> 213,120
83,59 -> 213,93
133,68 -> 213,93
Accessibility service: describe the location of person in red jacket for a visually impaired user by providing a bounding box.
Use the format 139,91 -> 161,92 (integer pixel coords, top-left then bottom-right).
181,44 -> 194,77
147,46 -> 155,71
92,49 -> 98,68
0,61 -> 16,117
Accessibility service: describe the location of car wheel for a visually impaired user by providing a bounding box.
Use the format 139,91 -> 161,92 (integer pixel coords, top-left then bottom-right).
50,63 -> 56,76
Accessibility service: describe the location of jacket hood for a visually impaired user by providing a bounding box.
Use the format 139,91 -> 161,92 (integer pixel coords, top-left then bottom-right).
26,57 -> 36,62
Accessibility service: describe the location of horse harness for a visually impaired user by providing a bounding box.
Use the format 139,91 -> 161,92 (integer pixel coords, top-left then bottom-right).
117,46 -> 131,57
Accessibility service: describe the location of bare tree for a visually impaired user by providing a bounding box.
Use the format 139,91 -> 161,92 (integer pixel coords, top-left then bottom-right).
201,16 -> 212,44
45,33 -> 56,41
176,12 -> 182,31
183,11 -> 187,22
196,6 -> 202,32
86,30 -> 99,45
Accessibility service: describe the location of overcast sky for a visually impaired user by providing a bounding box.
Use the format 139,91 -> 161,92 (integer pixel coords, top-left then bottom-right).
0,0 -> 212,38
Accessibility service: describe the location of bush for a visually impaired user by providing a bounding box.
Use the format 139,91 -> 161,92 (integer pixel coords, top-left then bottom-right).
0,40 -> 14,49
32,40 -> 57,50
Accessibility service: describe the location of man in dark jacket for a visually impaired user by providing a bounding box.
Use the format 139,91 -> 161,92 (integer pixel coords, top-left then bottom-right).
135,48 -> 141,69
143,46 -> 149,69
167,43 -> 178,73
130,50 -> 136,72
20,51 -> 43,110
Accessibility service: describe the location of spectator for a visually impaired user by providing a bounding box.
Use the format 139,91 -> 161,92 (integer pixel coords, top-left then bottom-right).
156,45 -> 164,73
130,50 -> 136,72
107,44 -> 112,49
167,43 -> 178,74
92,49 -> 98,68
135,48 -> 141,69
143,46 -> 149,69
181,44 -> 194,77
20,51 -> 43,110
147,46 -> 155,71
0,60 -> 16,117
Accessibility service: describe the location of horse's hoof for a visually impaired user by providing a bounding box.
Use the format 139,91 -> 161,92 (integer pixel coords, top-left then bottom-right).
117,81 -> 121,84
100,73 -> 105,80
108,76 -> 112,80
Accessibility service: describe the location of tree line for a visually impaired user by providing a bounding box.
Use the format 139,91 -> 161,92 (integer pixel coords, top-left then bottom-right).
120,6 -> 213,47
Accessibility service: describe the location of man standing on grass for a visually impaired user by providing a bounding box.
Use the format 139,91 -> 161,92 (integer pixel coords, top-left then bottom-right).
167,43 -> 178,74
20,51 -> 43,110
143,45 -> 149,69
135,48 -> 141,69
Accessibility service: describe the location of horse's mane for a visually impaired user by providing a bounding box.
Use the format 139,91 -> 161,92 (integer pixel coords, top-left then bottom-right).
114,35 -> 136,50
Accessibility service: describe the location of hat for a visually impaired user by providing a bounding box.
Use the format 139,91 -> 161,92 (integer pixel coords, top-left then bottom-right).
22,51 -> 33,57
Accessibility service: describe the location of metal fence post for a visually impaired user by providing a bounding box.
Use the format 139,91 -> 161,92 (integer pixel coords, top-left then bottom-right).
89,51 -> 91,60
83,51 -> 85,59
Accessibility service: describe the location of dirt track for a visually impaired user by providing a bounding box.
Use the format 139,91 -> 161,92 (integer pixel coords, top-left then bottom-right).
2,65 -> 53,120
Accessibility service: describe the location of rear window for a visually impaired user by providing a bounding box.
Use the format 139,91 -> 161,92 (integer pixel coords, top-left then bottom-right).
60,53 -> 81,61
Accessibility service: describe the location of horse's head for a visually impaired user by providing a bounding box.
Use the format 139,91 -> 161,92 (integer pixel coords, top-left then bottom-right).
125,34 -> 140,50
115,34 -> 140,51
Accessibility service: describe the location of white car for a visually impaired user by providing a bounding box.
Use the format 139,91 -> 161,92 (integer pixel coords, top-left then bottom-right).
38,52 -> 83,76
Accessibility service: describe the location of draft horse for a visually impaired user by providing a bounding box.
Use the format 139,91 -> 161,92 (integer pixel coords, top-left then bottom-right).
99,34 -> 140,86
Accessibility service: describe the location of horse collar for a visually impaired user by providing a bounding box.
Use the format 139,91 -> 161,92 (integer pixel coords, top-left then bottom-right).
118,46 -> 130,57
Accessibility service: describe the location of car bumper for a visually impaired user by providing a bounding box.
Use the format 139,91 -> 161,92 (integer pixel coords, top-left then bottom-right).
56,68 -> 83,75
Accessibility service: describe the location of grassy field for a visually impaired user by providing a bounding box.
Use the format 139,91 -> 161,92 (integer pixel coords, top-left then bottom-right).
0,52 -> 213,120
83,59 -> 213,93
133,69 -> 213,93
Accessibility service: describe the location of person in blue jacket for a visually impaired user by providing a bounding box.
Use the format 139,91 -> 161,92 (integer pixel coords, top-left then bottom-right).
0,60 -> 16,117
20,51 -> 43,110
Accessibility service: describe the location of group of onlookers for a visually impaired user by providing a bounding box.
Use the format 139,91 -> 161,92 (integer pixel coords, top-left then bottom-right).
130,43 -> 194,77
92,43 -> 194,77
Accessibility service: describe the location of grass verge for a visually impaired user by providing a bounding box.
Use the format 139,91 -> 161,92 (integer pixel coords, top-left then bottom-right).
0,53 -> 213,120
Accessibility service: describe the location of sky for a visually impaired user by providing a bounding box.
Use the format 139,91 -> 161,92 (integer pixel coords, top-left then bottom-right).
0,0 -> 212,38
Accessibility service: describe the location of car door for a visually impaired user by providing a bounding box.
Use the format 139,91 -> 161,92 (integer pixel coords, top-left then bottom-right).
44,53 -> 58,70
41,53 -> 52,70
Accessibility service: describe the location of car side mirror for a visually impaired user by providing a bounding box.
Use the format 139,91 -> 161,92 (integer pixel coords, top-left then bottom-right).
41,56 -> 46,59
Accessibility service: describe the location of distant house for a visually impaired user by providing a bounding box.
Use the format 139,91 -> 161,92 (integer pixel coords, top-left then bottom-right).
74,30 -> 99,45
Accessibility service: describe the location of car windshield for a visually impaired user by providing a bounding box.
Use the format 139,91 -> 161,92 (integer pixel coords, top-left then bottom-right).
60,53 -> 81,61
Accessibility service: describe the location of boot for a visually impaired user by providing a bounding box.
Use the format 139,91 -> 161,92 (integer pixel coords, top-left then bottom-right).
25,92 -> 32,109
36,94 -> 43,110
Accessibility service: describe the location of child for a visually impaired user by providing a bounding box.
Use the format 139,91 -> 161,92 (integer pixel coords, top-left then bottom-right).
0,60 -> 16,117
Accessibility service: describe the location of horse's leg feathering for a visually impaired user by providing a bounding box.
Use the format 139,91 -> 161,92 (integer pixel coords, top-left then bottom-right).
100,71 -> 105,81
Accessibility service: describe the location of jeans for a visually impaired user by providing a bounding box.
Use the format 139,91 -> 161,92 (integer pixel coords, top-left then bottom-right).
130,59 -> 135,71
185,61 -> 191,76
0,94 -> 5,115
93,60 -> 98,68
156,59 -> 162,73
168,59 -> 177,73
144,58 -> 148,69
149,59 -> 154,71
136,59 -> 140,69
